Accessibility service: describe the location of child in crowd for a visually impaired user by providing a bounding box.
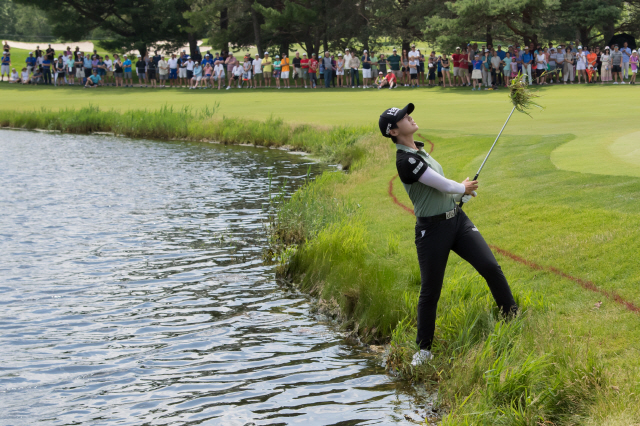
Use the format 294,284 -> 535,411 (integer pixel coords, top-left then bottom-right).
20,67 -> 30,84
242,57 -> 252,88
503,52 -> 512,86
203,63 -> 213,88
375,71 -> 385,87
409,56 -> 419,87
471,54 -> 483,90
630,50 -> 638,84
213,60 -> 225,89
273,55 -> 281,89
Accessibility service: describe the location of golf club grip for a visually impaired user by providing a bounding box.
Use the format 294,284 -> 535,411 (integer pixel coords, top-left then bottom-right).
458,173 -> 479,208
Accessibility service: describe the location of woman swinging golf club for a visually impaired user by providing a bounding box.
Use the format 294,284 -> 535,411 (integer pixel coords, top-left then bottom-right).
379,103 -> 518,366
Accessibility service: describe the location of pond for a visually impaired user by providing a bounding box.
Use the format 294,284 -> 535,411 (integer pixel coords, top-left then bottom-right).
0,131 -> 427,425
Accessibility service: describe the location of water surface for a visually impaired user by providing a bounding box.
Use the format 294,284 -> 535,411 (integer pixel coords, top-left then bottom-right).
0,131 -> 426,425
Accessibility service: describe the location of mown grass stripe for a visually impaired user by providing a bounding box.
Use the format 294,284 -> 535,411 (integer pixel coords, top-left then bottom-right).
387,172 -> 640,315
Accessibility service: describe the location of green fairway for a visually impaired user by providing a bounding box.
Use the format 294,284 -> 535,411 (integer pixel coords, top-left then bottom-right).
2,82 -> 639,176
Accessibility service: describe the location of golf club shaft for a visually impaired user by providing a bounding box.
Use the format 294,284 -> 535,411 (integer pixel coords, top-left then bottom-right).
459,105 -> 517,208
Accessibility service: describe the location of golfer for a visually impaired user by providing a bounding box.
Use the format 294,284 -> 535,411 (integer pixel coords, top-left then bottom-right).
379,103 -> 518,366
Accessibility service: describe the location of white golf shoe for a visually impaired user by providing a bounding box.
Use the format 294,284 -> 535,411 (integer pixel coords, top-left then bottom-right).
411,349 -> 434,366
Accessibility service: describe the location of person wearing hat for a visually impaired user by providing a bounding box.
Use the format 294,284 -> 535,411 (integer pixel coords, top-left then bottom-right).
378,68 -> 396,89
552,47 -> 564,82
300,52 -> 309,88
185,55 -> 195,84
600,46 -> 612,83
262,52 -> 273,87
343,48 -> 352,84
388,48 -> 402,82
348,50 -> 360,88
0,49 -> 10,82
378,103 -> 518,366
25,52 -> 36,77
292,51 -> 302,88
135,54 -> 146,87
575,46 -> 587,84
520,46 -> 533,85
451,46 -> 463,86
374,71 -> 384,87
273,54 -> 282,88
308,53 -> 319,89
279,53 -> 290,88
178,52 -> 188,87
336,53 -> 345,87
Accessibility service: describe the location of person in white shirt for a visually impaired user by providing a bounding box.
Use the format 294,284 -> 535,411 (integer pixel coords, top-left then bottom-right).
186,57 -> 195,82
103,56 -> 113,86
343,48 -> 352,86
158,55 -> 169,87
575,46 -> 587,84
232,63 -> 243,88
252,54 -> 262,88
408,45 -> 419,60
168,54 -> 179,88
8,68 -> 20,83
20,67 -> 30,84
535,51 -> 546,85
213,61 -> 225,89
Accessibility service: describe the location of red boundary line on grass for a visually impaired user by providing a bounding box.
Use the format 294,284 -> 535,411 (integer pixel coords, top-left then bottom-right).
387,140 -> 639,314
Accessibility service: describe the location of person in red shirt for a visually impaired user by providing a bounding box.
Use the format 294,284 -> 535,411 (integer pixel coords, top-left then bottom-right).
458,49 -> 470,87
308,53 -> 318,88
300,53 -> 310,88
451,46 -> 462,86
378,69 -> 397,89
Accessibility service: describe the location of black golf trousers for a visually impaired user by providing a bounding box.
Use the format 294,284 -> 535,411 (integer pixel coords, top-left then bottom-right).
414,208 -> 517,350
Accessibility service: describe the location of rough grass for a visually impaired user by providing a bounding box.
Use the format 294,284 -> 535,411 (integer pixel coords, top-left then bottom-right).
270,129 -> 640,423
0,105 -> 370,167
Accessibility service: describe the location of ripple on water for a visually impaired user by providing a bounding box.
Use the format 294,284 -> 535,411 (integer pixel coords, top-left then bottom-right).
0,131 -> 426,425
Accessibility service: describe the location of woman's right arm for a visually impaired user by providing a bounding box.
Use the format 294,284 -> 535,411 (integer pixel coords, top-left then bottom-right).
418,167 -> 472,194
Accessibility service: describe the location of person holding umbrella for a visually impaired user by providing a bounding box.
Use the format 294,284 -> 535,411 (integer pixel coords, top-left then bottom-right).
378,103 -> 518,366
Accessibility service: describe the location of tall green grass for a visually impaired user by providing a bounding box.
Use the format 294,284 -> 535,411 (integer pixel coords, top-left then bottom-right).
0,105 -> 371,167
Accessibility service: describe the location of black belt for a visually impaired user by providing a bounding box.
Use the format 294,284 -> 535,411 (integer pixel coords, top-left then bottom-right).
416,206 -> 460,224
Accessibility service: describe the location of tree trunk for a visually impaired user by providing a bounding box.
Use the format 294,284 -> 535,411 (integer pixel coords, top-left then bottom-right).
401,39 -> 410,54
220,7 -> 228,53
251,8 -> 263,56
136,43 -> 147,58
578,27 -> 589,47
486,25 -> 493,47
187,33 -> 198,59
522,8 -> 532,47
602,23 -> 615,46
280,39 -> 289,57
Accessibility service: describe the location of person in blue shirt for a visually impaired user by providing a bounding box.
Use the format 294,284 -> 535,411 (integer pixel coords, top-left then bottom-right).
621,42 -> 632,80
201,54 -> 212,68
1,50 -> 10,81
25,52 -> 37,75
520,46 -> 533,85
83,54 -> 92,81
123,55 -> 133,87
41,56 -> 52,84
85,69 -> 101,87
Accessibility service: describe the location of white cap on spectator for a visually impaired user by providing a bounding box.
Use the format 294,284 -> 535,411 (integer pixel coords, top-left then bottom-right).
387,69 -> 392,72
578,46 -> 582,49
485,49 -> 489,52
634,50 -> 638,53
338,53 -> 343,56
392,48 -> 397,51
137,55 -> 141,57
363,49 -> 368,52
456,47 -> 460,49
275,55 -> 279,58
379,71 -> 383,74
29,51 -> 33,54
303,53 -> 307,56
605,46 -> 610,50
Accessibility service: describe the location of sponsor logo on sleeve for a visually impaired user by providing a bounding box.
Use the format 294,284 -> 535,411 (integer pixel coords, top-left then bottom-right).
408,157 -> 416,164
412,162 -> 423,174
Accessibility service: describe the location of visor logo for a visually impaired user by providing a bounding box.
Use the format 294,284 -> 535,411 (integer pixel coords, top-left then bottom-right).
387,107 -> 400,116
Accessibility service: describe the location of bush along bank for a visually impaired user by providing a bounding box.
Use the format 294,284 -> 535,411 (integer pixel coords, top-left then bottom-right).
270,134 -> 637,424
0,105 -> 371,168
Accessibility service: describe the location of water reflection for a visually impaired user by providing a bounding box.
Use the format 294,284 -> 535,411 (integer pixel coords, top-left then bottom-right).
0,131 -> 425,425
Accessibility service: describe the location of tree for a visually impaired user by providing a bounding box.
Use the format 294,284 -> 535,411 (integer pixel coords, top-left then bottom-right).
15,0 -> 200,56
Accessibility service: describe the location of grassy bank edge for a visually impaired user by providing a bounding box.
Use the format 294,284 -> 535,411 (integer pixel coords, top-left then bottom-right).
0,105 -> 372,169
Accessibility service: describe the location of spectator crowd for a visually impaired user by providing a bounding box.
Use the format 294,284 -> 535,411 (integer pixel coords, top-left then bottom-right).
1,40 -> 638,89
